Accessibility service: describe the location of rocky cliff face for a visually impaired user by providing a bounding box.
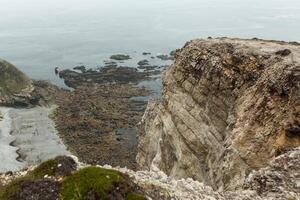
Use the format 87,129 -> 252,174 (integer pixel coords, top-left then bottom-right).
137,38 -> 300,191
0,59 -> 34,106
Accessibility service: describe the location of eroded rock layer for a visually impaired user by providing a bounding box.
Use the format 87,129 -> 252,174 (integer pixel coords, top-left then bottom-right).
137,38 -> 300,191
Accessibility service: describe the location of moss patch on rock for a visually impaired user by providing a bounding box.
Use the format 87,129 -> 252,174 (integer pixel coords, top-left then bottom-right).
31,156 -> 77,179
0,158 -> 145,200
0,156 -> 77,200
60,167 -> 145,200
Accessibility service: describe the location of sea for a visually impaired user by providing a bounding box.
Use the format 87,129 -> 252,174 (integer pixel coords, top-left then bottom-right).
0,0 -> 299,88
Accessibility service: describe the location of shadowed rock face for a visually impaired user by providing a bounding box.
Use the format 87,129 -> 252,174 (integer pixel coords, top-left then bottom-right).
137,38 -> 300,191
0,59 -> 34,106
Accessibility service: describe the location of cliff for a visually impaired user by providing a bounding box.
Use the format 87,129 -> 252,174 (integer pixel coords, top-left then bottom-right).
137,38 -> 300,191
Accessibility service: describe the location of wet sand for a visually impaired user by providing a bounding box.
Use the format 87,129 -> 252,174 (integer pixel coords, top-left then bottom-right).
0,107 -> 24,172
0,106 -> 70,172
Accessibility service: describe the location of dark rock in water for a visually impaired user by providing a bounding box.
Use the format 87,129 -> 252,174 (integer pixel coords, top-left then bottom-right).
170,50 -> 176,56
73,65 -> 86,73
54,67 -> 59,75
137,59 -> 149,66
104,61 -> 118,67
275,49 -> 292,56
151,56 -> 155,59
142,52 -> 151,55
5,171 -> 13,176
156,54 -> 174,61
110,54 -> 131,61
59,66 -> 156,88
137,65 -> 158,71
158,65 -> 170,70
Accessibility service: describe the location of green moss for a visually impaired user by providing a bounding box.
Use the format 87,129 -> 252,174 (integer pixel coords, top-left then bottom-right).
31,158 -> 59,179
0,162 -> 145,200
127,193 -> 145,200
60,167 -> 144,200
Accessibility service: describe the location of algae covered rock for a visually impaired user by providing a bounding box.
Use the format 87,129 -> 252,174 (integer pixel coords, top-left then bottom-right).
31,156 -> 77,179
61,167 -> 144,200
0,156 -> 145,200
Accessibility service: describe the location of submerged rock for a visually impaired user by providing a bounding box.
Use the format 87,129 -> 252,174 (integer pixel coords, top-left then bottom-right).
137,59 -> 150,66
59,66 -> 156,88
104,61 -> 118,67
170,50 -> 176,56
73,65 -> 86,73
137,38 -> 300,192
110,54 -> 132,61
156,54 -> 174,61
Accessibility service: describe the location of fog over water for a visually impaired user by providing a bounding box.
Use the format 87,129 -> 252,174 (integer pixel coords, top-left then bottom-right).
0,0 -> 299,85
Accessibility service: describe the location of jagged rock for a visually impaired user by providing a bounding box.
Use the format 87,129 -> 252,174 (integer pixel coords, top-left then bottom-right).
244,147 -> 300,199
137,38 -> 300,191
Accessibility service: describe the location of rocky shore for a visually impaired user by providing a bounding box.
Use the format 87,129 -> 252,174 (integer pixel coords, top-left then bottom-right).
0,38 -> 299,199
53,64 -> 164,169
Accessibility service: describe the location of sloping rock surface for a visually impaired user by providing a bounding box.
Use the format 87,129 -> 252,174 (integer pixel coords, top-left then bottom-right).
0,59 -> 34,106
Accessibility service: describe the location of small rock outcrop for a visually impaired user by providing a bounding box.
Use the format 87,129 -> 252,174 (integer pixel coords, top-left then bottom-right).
137,38 -> 300,193
0,59 -> 34,106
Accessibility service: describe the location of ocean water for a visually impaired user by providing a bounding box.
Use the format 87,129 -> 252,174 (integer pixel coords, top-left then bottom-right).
0,0 -> 299,87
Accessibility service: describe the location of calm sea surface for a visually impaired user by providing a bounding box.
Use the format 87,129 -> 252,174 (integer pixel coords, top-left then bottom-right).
0,0 -> 300,87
